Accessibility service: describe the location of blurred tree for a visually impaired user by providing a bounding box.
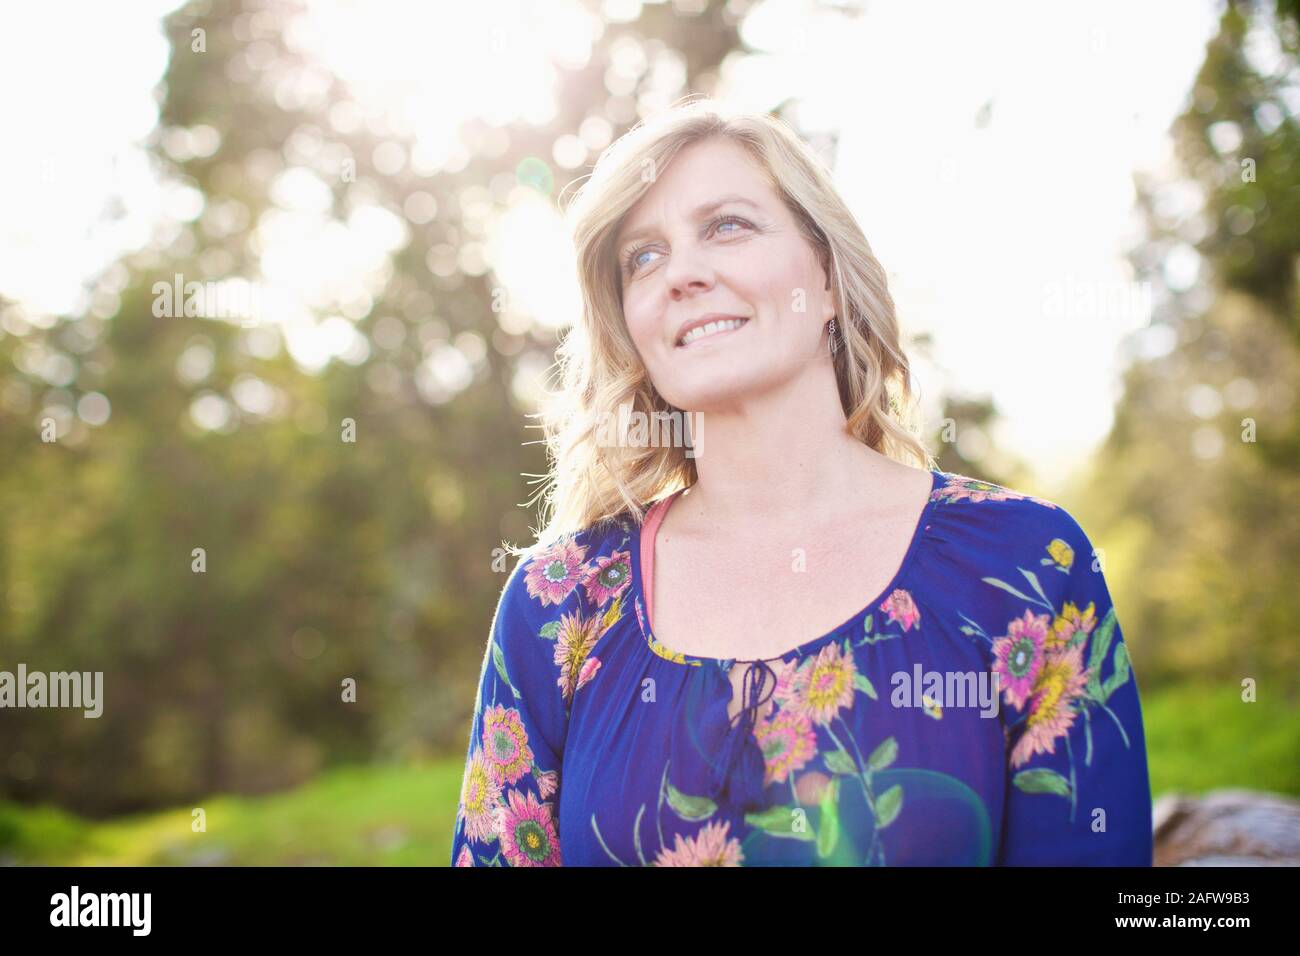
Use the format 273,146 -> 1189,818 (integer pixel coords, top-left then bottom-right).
929,391 -> 1027,484
1082,0 -> 1300,685
0,0 -> 754,815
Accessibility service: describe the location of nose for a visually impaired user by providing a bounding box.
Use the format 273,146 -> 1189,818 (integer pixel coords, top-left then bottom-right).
664,239 -> 715,300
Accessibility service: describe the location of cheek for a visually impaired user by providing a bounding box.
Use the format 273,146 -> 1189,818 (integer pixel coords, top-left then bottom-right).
775,264 -> 815,311
727,257 -> 793,312
622,297 -> 659,352
767,267 -> 824,321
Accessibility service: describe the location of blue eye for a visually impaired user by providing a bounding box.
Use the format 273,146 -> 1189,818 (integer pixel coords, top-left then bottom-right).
625,246 -> 657,273
621,215 -> 753,276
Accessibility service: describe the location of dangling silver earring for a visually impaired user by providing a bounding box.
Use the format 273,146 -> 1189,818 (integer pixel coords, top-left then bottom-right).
827,317 -> 839,356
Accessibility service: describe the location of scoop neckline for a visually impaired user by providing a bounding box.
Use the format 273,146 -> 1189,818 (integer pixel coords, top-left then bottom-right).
630,467 -> 946,667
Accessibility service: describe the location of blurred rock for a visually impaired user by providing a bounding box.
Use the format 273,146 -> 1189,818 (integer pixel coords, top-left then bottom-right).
1153,789 -> 1300,866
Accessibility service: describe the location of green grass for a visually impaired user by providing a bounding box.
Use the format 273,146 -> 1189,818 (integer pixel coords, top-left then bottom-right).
0,759 -> 465,866
2,681 -> 1295,865
1142,680 -> 1300,799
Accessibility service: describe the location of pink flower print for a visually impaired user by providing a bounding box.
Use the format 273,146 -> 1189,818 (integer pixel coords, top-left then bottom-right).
992,609 -> 1051,711
652,819 -> 744,866
576,656 -> 602,693
536,769 -> 559,800
784,642 -> 858,726
634,594 -> 649,634
770,658 -> 801,712
495,789 -> 562,866
582,550 -> 631,607
553,608 -> 606,704
1009,642 -> 1090,768
754,708 -> 818,785
481,704 -> 534,786
933,476 -> 1025,505
523,538 -> 589,607
794,770 -> 832,806
931,475 -> 1059,509
454,844 -> 476,867
881,588 -> 921,631
458,748 -> 503,844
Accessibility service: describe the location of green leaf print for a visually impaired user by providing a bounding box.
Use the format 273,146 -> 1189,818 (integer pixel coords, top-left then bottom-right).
744,805 -> 815,841
664,780 -> 718,822
1102,641 -> 1132,702
589,815 -> 628,866
538,620 -> 559,640
874,784 -> 903,828
860,612 -> 905,646
1085,607 -> 1118,700
867,736 -> 898,772
853,672 -> 878,700
817,777 -> 841,858
1019,568 -> 1050,606
1012,767 -> 1072,796
824,748 -> 858,776
980,576 -> 1038,605
490,640 -> 522,699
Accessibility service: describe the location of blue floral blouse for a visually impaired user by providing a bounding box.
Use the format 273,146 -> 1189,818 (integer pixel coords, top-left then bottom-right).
451,469 -> 1153,866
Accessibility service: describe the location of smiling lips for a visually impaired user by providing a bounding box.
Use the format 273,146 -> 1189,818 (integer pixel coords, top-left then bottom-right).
676,316 -> 749,348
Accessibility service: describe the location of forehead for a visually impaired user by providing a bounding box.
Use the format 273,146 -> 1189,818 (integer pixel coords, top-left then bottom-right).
615,139 -> 774,244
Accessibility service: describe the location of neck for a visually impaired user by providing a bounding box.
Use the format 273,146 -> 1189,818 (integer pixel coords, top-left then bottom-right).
679,363 -> 897,531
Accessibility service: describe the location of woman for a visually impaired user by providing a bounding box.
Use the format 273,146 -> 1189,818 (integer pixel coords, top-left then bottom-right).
451,100 -> 1152,867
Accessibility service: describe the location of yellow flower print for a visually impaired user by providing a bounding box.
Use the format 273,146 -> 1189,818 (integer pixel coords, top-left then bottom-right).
553,608 -> 606,704
1046,538 -> 1074,571
1049,600 -> 1097,649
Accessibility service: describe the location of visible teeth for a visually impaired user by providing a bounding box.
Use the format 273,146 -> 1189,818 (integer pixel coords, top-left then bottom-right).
679,318 -> 746,347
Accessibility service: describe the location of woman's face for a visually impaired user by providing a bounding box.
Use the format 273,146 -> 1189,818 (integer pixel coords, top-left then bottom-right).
614,137 -> 835,413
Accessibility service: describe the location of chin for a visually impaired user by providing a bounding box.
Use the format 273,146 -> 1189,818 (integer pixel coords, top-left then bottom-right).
668,380 -> 758,413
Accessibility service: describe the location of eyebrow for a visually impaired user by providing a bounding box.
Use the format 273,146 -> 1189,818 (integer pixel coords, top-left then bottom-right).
614,194 -> 763,253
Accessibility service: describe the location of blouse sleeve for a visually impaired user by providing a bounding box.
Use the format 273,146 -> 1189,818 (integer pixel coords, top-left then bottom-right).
451,549 -> 568,866
996,509 -> 1154,866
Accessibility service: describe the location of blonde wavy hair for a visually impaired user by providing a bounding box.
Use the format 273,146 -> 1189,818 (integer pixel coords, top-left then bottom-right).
509,98 -> 933,557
